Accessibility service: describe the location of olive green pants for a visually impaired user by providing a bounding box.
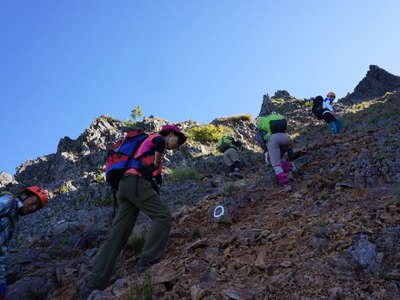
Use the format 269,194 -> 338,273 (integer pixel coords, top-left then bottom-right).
223,147 -> 240,167
90,174 -> 172,289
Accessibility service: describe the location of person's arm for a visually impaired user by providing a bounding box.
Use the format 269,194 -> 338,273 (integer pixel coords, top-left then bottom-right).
154,151 -> 163,169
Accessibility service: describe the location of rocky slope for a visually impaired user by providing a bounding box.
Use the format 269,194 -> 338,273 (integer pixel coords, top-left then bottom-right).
46,92 -> 400,299
1,70 -> 400,299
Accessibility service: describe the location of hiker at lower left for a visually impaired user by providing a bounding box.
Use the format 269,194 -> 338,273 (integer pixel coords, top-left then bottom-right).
0,187 -> 49,300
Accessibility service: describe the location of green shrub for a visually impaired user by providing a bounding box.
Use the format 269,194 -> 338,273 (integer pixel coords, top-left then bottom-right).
58,183 -> 72,194
301,100 -> 313,107
123,120 -> 137,128
171,168 -> 200,181
93,173 -> 105,184
186,124 -> 232,143
223,183 -> 240,196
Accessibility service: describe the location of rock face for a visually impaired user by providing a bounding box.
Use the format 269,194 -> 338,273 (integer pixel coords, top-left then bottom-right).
271,90 -> 293,100
0,172 -> 17,190
259,94 -> 274,117
340,65 -> 400,104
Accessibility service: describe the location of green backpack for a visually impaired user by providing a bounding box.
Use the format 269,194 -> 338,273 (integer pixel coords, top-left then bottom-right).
216,136 -> 236,153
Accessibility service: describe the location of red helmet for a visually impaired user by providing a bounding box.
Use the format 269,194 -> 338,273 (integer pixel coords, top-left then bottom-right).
24,186 -> 49,207
160,124 -> 187,146
327,92 -> 336,99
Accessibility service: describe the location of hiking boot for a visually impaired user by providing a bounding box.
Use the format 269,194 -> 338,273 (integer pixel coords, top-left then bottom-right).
283,185 -> 292,192
228,172 -> 243,179
228,168 -> 243,179
276,172 -> 290,186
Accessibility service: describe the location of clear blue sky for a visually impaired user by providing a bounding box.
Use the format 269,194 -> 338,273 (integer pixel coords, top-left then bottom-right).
1,0 -> 399,175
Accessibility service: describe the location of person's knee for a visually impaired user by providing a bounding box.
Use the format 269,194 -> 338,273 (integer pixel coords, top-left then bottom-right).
158,212 -> 172,228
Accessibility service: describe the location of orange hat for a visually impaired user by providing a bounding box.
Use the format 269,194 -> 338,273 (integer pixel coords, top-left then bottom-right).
24,186 -> 49,207
327,92 -> 336,98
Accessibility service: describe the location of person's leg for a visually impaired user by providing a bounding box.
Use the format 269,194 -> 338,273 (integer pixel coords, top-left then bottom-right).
268,134 -> 291,186
323,112 -> 338,134
89,176 -> 140,289
223,148 -> 234,171
224,148 -> 242,176
335,119 -> 343,133
329,121 -> 338,134
131,177 -> 172,270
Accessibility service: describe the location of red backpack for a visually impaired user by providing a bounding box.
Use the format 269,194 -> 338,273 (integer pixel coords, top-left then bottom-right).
105,130 -> 149,191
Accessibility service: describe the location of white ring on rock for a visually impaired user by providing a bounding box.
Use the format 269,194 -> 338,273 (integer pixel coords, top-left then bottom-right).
213,205 -> 225,218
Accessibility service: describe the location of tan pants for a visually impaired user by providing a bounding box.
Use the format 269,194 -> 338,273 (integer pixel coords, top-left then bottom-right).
267,133 -> 291,174
223,148 -> 240,167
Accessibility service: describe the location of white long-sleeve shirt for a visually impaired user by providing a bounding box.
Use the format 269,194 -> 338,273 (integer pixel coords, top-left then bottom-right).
322,97 -> 334,114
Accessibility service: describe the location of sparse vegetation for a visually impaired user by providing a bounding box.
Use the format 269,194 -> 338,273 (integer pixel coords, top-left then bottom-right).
123,120 -> 137,128
223,183 -> 240,196
215,114 -> 254,123
186,124 -> 232,143
93,172 -> 105,184
58,182 -> 73,194
93,194 -> 114,206
126,272 -> 154,300
102,115 -> 119,122
131,105 -> 144,122
171,167 -> 200,181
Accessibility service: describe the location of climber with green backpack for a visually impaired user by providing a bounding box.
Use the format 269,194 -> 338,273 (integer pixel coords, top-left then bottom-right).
216,136 -> 243,178
256,113 -> 295,187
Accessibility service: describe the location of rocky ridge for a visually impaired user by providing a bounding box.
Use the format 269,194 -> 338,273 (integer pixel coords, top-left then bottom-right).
340,65 -> 400,104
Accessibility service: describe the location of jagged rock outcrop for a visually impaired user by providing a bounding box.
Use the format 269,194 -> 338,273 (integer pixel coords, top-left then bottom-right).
340,65 -> 400,104
259,94 -> 274,117
0,172 -> 17,190
271,90 -> 293,100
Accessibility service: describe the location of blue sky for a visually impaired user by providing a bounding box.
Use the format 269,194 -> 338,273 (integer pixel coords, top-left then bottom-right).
1,0 -> 400,174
